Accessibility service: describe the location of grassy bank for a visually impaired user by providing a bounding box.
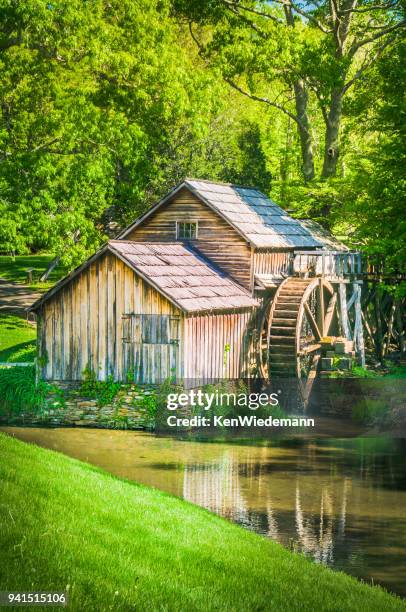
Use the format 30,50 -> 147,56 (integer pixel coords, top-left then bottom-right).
0,434 -> 404,612
0,254 -> 67,289
0,314 -> 36,362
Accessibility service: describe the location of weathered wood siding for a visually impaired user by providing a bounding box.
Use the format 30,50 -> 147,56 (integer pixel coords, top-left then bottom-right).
253,250 -> 293,276
183,310 -> 255,383
39,252 -> 182,383
126,187 -> 252,290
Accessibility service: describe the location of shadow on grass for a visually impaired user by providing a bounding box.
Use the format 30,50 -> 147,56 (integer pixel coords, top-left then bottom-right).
0,340 -> 36,363
0,255 -> 67,284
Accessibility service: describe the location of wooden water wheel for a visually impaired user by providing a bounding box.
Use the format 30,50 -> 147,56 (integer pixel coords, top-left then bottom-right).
259,277 -> 339,406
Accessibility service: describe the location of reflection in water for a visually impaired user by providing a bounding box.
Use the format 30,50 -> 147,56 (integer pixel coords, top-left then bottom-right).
182,453 -> 343,566
1,428 -> 405,597
294,483 -> 335,565
183,455 -> 251,527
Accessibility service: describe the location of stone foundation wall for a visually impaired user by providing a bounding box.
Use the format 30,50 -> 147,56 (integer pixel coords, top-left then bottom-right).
0,384 -> 157,429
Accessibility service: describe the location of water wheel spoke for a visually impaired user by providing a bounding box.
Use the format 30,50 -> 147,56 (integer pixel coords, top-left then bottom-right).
298,343 -> 321,355
265,277 -> 336,410
257,297 -> 273,378
303,303 -> 322,341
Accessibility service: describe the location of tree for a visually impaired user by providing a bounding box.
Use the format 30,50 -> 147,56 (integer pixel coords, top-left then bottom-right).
173,0 -> 405,182
0,0 -> 271,263
342,36 -> 406,276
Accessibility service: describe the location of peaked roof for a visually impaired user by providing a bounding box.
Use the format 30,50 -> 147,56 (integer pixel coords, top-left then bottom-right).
119,179 -> 323,249
298,219 -> 349,252
31,241 -> 258,313
110,241 -> 257,312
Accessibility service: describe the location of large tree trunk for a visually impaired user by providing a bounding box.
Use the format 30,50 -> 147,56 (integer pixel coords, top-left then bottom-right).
284,4 -> 315,183
294,79 -> 315,182
322,87 -> 343,178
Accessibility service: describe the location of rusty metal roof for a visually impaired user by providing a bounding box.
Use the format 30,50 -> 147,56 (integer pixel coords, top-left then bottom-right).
118,179 -> 333,249
109,241 -> 258,313
297,219 -> 349,251
30,241 -> 258,313
184,180 -> 322,249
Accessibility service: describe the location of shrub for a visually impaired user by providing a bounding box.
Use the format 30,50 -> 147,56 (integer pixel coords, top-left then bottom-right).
0,366 -> 49,416
79,368 -> 121,406
131,378 -> 185,430
351,399 -> 388,425
351,366 -> 379,378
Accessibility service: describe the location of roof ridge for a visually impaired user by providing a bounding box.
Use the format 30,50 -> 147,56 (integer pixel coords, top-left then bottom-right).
109,239 -> 188,246
117,179 -> 324,248
185,177 -> 267,193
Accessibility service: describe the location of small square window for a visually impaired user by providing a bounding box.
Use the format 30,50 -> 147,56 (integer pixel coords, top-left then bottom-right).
176,221 -> 198,240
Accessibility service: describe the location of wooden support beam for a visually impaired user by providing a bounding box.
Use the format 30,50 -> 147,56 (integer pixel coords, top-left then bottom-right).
354,284 -> 365,367
318,278 -> 325,336
324,293 -> 337,336
347,289 -> 357,311
339,283 -> 351,340
361,310 -> 373,342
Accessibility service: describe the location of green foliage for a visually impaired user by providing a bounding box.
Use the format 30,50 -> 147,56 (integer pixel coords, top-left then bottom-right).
0,315 -> 36,363
79,367 -> 121,406
0,366 -> 48,415
172,0 -> 406,268
351,366 -> 379,379
341,38 -> 406,279
0,0 -> 403,289
138,394 -> 158,431
130,378 -> 186,429
0,0 -> 271,267
0,254 -> 67,287
384,363 -> 406,379
352,399 -> 388,425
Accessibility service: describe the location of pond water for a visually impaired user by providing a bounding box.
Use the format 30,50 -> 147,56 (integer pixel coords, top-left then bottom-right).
2,427 -> 406,597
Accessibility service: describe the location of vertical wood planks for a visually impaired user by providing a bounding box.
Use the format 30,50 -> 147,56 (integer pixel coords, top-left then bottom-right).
253,250 -> 292,277
79,270 -> 88,377
127,188 -> 252,290
115,258 -> 123,381
97,257 -> 106,380
39,250 -> 255,384
63,286 -> 72,379
106,254 -> 116,377
89,262 -> 98,375
182,310 -> 253,382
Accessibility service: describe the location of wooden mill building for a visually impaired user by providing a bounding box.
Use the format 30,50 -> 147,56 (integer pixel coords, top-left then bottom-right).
31,179 -> 362,387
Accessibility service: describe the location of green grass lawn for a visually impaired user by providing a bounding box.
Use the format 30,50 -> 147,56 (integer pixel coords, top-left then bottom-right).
0,254 -> 67,289
0,433 -> 404,612
0,315 -> 36,363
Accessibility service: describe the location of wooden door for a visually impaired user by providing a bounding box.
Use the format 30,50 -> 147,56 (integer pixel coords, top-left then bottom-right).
122,314 -> 180,383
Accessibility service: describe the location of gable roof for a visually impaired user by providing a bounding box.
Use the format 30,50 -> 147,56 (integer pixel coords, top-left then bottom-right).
298,219 -> 349,252
118,179 -> 323,249
30,241 -> 258,314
